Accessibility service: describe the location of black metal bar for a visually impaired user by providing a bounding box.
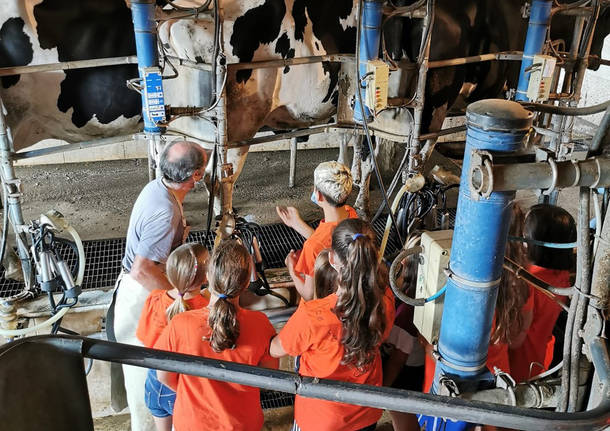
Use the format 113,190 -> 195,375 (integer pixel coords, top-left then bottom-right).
17,335 -> 610,431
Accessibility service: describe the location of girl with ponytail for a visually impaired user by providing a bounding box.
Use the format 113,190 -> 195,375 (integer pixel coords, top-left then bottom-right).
136,243 -> 209,431
271,219 -> 395,431
156,240 -> 278,431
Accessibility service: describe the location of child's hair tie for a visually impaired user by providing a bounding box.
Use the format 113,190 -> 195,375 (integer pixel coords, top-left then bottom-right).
178,292 -> 184,297
218,293 -> 228,299
352,233 -> 365,241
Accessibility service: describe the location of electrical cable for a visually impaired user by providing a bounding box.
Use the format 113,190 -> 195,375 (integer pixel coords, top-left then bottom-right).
0,181 -> 8,266
355,0 -> 403,247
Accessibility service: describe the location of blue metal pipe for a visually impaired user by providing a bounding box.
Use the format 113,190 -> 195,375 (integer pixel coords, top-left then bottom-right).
420,100 -> 533,431
354,0 -> 383,124
131,0 -> 164,133
515,0 -> 553,101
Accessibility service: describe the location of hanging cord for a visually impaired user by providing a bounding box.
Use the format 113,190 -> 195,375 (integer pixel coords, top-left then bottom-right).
355,0 -> 403,247
0,178 -> 9,266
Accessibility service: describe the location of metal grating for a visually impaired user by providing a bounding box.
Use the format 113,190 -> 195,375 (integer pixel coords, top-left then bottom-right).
0,219 -> 402,298
260,390 -> 295,410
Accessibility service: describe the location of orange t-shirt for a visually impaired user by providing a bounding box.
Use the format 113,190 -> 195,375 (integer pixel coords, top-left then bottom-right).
278,287 -> 395,431
154,307 -> 277,431
136,289 -> 209,348
293,206 -> 358,278
423,291 -> 535,392
509,265 -> 571,382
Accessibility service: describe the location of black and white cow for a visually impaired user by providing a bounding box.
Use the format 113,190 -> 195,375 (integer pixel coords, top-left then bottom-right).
1,0 -> 608,217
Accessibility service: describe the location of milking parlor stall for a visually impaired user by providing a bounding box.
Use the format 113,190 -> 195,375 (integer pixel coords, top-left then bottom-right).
0,0 -> 609,430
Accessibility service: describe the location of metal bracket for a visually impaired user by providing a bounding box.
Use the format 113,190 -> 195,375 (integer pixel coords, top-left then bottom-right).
469,150 -> 494,200
4,178 -> 22,199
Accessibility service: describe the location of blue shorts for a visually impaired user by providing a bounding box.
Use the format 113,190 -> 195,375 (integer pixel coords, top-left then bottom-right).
144,369 -> 176,418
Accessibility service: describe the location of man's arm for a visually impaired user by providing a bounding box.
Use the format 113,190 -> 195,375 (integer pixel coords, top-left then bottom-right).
276,206 -> 314,239
130,255 -> 173,291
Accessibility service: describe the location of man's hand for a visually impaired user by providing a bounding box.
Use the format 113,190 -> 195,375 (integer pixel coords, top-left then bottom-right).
276,206 -> 314,239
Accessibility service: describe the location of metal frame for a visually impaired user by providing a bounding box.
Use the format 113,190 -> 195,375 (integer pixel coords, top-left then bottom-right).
3,335 -> 608,431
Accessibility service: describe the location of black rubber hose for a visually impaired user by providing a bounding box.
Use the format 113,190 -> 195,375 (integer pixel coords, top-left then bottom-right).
389,246 -> 425,306
521,99 -> 610,116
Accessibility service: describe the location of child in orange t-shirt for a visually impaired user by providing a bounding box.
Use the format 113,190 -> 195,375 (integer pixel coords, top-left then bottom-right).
270,219 -> 395,431
276,161 -> 357,301
137,243 -> 209,431
509,204 -> 575,382
156,240 -> 278,431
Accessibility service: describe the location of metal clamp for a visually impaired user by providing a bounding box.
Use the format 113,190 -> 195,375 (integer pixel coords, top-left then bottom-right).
469,150 -> 494,199
432,342 -> 488,373
444,267 -> 502,289
570,159 -> 581,187
542,157 -> 558,195
3,178 -> 22,199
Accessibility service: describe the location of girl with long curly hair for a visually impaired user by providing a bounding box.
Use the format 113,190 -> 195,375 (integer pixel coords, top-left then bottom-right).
270,219 -> 395,431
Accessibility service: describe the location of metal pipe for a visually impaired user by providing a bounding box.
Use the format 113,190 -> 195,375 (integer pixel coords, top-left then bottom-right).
353,0 -> 384,124
12,134 -> 135,160
0,56 -> 138,77
567,188 -> 593,411
408,0 -> 434,174
12,335 -> 609,431
164,56 -> 213,71
591,104 -> 610,152
433,100 -> 533,395
230,54 -> 353,71
470,157 -> 610,195
427,51 -> 523,69
522,99 -> 610,115
418,125 -> 466,141
288,137 -> 297,188
231,125 -> 332,148
0,99 -> 31,288
515,0 -> 553,101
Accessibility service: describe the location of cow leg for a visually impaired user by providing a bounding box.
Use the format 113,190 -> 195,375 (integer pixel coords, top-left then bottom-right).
338,133 -> 350,166
351,135 -> 363,186
213,147 -> 249,242
354,137 -> 379,221
354,156 -> 374,221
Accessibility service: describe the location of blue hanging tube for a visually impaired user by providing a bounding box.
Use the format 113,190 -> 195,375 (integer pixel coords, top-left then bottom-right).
515,0 -> 553,101
420,100 -> 533,431
131,0 -> 164,133
353,0 -> 383,124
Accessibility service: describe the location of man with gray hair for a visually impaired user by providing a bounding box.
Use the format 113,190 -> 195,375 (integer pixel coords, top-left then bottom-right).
276,161 -> 357,301
109,140 -> 207,431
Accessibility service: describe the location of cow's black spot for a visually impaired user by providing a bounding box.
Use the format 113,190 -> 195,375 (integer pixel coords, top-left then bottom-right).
33,0 -> 141,127
230,0 -> 286,83
195,55 -> 205,64
275,32 -> 295,73
291,0 -> 356,104
0,18 -> 33,88
315,41 -> 320,51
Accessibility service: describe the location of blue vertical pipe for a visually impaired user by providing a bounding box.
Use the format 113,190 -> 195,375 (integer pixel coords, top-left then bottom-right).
131,0 -> 162,133
435,100 -> 532,386
354,0 -> 383,124
419,101 -> 533,431
515,0 -> 552,101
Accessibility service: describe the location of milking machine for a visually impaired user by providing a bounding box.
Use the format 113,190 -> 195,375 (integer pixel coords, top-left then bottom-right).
352,0 -> 610,428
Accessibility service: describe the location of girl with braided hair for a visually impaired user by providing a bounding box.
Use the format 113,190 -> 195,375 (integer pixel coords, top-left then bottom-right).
156,240 -> 278,431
